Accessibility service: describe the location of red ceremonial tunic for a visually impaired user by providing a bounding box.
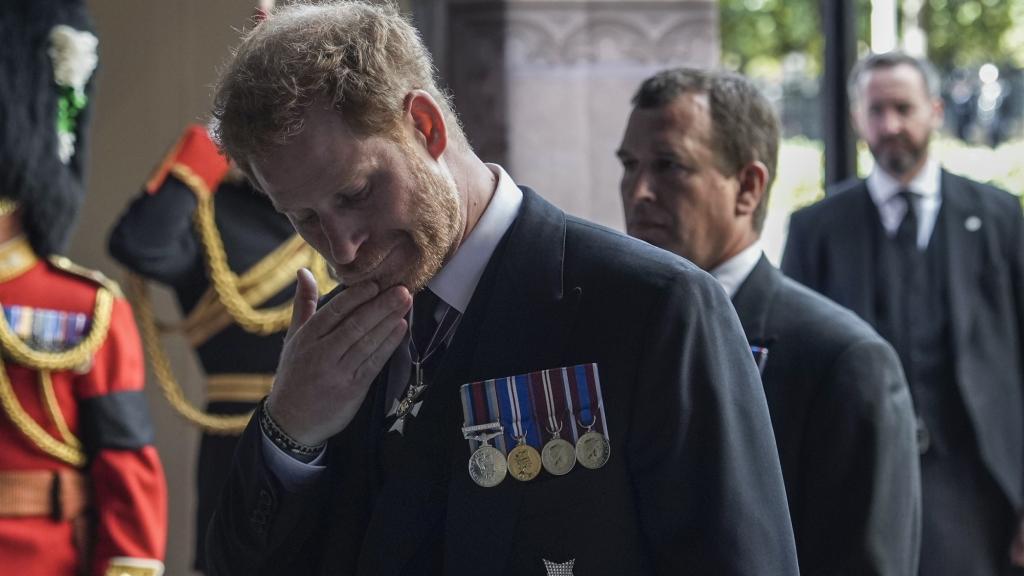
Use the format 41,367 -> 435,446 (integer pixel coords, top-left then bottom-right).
0,238 -> 167,576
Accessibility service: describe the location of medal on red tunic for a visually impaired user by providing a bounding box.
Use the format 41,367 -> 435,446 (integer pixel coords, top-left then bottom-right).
3,305 -> 90,352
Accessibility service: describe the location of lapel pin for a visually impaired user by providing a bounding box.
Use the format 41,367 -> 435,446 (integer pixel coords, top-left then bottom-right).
965,216 -> 982,232
543,558 -> 576,576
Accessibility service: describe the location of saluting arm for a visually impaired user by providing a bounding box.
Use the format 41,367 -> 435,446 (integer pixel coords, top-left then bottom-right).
108,125 -> 230,284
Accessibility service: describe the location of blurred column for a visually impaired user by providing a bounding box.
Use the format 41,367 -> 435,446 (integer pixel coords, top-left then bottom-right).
822,0 -> 857,187
419,0 -> 719,230
902,0 -> 927,57
870,0 -> 898,54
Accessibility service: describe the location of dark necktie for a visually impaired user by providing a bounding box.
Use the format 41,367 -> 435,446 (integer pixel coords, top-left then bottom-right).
384,288 -> 459,435
896,190 -> 920,253
411,287 -> 441,359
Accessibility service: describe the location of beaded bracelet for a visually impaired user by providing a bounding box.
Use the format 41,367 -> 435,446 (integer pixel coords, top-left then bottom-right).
259,401 -> 325,462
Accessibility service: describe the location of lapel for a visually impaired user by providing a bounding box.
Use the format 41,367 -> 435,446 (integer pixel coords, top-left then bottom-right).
731,255 -> 781,378
731,255 -> 778,346
828,182 -> 879,323
938,170 -> 983,375
357,187 -> 579,575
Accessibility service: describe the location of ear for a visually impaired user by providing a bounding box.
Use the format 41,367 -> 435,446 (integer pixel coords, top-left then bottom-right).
849,100 -> 867,140
403,90 -> 448,160
734,161 -> 768,220
930,96 -> 945,131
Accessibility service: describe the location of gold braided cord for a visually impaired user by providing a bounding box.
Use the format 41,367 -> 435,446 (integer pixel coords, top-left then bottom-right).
173,163 -> 291,334
0,288 -> 113,372
207,374 -> 275,403
39,370 -> 81,449
170,162 -> 337,337
178,234 -> 307,334
124,275 -> 252,434
180,237 -> 316,347
0,360 -> 85,466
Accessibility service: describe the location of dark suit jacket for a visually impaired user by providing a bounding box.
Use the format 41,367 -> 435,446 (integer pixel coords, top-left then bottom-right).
782,171 -> 1024,513
734,255 -> 920,575
206,188 -> 800,575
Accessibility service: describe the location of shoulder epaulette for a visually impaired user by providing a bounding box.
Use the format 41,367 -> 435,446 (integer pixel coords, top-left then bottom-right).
48,255 -> 125,299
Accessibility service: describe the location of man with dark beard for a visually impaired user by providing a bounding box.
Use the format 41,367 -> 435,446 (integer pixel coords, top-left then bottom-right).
783,51 -> 1024,576
204,2 -> 799,575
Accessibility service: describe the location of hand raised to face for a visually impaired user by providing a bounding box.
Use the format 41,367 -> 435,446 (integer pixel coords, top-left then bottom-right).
266,268 -> 411,446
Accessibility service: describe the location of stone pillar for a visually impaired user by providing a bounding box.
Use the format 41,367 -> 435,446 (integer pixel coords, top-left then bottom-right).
428,0 -> 719,229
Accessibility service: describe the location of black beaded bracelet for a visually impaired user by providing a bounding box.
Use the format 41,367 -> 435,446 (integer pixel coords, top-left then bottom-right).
259,401 -> 325,461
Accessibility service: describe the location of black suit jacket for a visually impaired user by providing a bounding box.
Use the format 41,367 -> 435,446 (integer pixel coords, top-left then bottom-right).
782,171 -> 1024,512
207,188 -> 800,575
734,256 -> 920,575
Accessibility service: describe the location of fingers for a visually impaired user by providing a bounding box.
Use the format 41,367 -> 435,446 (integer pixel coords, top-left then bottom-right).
308,282 -> 382,338
320,285 -> 410,359
350,316 -> 409,385
285,268 -> 320,341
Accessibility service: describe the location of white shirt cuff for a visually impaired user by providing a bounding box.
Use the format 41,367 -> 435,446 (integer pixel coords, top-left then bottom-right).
260,429 -> 326,491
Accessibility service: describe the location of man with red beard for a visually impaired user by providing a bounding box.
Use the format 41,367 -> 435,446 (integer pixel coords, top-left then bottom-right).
205,2 -> 799,575
784,52 -> 1024,575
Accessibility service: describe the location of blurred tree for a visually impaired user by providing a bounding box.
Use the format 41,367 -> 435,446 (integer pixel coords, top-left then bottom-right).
720,0 -> 871,75
722,0 -> 1022,74
923,0 -> 1015,69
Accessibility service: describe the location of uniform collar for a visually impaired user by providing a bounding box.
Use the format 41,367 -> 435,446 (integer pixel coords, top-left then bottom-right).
427,164 -> 523,313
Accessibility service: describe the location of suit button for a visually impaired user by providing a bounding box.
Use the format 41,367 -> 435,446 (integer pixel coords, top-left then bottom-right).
916,416 -> 930,455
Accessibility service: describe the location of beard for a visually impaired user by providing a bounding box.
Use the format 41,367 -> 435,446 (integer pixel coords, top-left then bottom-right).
335,139 -> 463,293
871,133 -> 930,178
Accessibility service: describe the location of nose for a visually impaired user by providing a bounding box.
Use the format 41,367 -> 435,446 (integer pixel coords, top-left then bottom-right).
319,216 -> 368,266
878,109 -> 903,136
621,169 -> 656,206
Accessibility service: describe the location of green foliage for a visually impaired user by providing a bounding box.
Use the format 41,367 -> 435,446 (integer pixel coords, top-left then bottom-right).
721,0 -> 1022,73
923,0 -> 1015,69
719,0 -> 871,75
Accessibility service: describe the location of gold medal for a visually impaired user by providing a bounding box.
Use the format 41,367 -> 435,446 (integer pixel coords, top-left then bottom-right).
575,431 -> 610,469
468,444 -> 507,488
541,436 -> 575,476
507,440 -> 542,481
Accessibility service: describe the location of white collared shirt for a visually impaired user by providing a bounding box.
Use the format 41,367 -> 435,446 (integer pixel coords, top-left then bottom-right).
263,164 -> 524,486
866,157 -> 942,250
709,241 -> 763,299
426,164 -> 523,314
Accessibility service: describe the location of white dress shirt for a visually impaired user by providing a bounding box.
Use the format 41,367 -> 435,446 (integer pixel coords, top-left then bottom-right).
866,157 -> 942,250
709,240 -> 763,299
263,164 -> 524,489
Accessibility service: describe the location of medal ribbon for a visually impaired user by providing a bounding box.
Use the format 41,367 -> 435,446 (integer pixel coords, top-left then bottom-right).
530,368 -> 577,444
566,363 -> 609,437
496,375 -> 543,450
3,305 -> 90,352
460,378 -> 506,453
751,345 -> 769,374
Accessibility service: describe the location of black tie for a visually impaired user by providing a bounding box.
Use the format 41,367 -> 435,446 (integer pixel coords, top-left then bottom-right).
411,288 -> 441,357
896,190 -> 920,253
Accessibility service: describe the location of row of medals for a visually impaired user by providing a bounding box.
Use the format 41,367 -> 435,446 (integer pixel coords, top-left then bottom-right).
467,426 -> 610,488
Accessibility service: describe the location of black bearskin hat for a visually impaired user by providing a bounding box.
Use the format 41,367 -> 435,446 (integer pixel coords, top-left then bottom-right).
0,0 -> 97,257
